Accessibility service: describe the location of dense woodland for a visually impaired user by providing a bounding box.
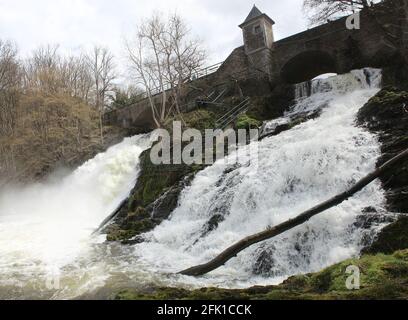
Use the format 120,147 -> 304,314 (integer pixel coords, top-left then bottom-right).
0,41 -> 136,181
0,12 -> 207,182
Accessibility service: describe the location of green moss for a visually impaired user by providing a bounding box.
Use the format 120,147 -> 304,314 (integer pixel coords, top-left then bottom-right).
128,149 -> 192,209
358,87 -> 408,124
115,250 -> 408,300
115,287 -> 190,300
179,109 -> 217,131
128,219 -> 155,233
368,88 -> 408,105
127,207 -> 149,221
107,145 -> 198,241
141,177 -> 169,206
236,114 -> 261,130
106,218 -> 155,242
299,250 -> 408,299
106,229 -> 138,242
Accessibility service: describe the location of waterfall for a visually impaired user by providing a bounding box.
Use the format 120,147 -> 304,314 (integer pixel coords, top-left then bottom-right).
0,134 -> 151,298
135,68 -> 386,286
0,68 -> 389,298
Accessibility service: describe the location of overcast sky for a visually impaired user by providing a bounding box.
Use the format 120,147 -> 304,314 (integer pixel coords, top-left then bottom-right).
0,0 -> 307,75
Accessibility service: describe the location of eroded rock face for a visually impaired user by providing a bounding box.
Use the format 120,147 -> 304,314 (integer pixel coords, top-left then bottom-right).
357,87 -> 408,253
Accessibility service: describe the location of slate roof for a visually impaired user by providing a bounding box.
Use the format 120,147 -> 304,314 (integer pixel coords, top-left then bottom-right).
239,5 -> 275,27
244,5 -> 263,23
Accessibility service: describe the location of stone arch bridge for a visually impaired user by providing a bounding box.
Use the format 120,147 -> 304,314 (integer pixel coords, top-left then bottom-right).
273,2 -> 408,84
106,0 -> 408,130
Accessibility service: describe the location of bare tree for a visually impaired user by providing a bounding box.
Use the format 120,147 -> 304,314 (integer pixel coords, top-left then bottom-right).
86,46 -> 116,144
60,54 -> 93,102
0,40 -> 20,91
126,13 -> 206,128
0,40 -> 20,137
165,14 -> 206,122
303,0 -> 375,25
0,42 -> 111,181
23,45 -> 94,102
23,45 -> 61,94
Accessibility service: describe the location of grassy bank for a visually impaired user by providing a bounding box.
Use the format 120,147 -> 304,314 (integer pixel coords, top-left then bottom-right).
115,250 -> 408,300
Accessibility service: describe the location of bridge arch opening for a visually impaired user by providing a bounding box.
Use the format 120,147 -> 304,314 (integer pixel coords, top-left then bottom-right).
281,51 -> 337,84
313,73 -> 337,80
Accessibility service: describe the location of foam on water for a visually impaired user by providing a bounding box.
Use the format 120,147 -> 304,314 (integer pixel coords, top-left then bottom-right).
0,134 -> 151,297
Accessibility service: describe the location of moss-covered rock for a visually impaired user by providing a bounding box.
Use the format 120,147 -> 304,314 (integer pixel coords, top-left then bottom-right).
114,250 -> 408,300
365,216 -> 408,255
105,145 -> 197,242
259,109 -> 322,141
236,114 -> 261,130
357,86 -> 408,256
106,206 -> 157,242
179,109 -> 217,131
246,84 -> 294,122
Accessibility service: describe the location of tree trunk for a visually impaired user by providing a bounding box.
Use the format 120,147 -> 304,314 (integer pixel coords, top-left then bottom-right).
180,148 -> 408,277
99,110 -> 104,145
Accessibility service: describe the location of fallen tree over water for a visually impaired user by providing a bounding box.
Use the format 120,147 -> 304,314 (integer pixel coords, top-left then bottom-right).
180,148 -> 408,277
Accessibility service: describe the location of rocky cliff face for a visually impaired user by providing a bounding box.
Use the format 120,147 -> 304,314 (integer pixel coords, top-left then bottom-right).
109,84 -> 408,301
358,87 -> 408,253
105,148 -> 200,242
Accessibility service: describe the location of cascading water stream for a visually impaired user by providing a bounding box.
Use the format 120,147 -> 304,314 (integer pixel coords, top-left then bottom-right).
134,68 -> 387,286
0,68 -> 390,299
0,134 -> 152,299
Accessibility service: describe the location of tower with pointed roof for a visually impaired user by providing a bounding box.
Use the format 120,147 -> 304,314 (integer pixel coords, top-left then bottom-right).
239,5 -> 275,76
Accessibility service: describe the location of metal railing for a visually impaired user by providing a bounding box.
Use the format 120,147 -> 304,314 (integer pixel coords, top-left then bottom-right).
191,62 -> 224,80
104,61 -> 225,117
148,61 -> 224,97
196,88 -> 228,107
215,97 -> 251,130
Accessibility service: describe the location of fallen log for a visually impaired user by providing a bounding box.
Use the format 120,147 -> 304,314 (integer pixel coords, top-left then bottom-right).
180,148 -> 408,277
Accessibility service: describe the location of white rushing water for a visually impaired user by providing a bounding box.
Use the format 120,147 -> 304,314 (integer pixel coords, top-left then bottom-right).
0,68 -> 389,299
134,68 -> 387,287
0,135 -> 151,299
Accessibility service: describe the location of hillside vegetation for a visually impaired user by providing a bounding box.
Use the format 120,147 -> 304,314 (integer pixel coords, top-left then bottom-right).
0,41 -> 126,182
116,249 -> 408,300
